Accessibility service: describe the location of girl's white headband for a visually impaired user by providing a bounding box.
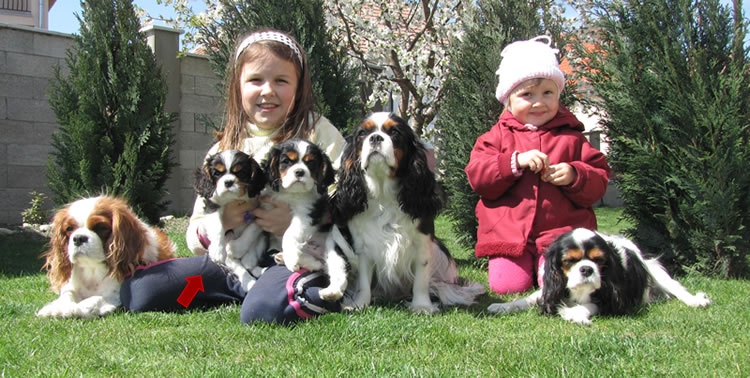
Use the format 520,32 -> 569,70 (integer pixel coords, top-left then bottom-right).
235,31 -> 304,66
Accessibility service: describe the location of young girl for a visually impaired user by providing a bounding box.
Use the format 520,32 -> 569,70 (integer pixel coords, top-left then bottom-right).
465,35 -> 611,295
120,29 -> 347,324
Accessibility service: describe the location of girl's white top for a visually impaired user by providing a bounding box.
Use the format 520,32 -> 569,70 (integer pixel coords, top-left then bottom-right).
185,114 -> 345,255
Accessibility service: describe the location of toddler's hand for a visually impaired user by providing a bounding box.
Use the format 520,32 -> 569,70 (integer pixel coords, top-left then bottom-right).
252,196 -> 292,237
516,150 -> 549,173
542,163 -> 577,186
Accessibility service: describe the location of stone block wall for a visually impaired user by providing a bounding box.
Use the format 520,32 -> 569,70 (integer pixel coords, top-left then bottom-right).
0,24 -> 219,225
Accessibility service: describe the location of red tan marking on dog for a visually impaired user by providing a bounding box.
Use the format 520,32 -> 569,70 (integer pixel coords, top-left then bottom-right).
381,117 -> 399,131
561,248 -> 583,274
565,248 -> 583,261
361,119 -> 377,132
586,247 -> 605,262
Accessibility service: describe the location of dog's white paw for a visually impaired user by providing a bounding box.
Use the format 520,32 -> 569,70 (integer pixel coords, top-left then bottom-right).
249,266 -> 264,278
319,287 -> 344,301
237,273 -> 257,292
409,300 -> 439,315
36,300 -> 78,318
341,304 -> 359,312
273,252 -> 285,265
686,292 -> 711,307
36,305 -> 58,318
559,306 -> 593,325
76,297 -> 117,318
282,252 -> 301,272
341,296 -> 367,312
96,303 -> 118,317
297,254 -> 324,271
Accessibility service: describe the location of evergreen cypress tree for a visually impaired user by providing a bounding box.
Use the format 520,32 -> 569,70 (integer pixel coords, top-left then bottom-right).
195,0 -> 363,134
437,0 -> 568,246
47,0 -> 176,224
573,0 -> 750,277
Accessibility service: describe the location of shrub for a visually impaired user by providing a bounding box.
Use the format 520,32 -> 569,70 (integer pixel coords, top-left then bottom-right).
572,0 -> 750,277
21,191 -> 48,225
47,0 -> 175,224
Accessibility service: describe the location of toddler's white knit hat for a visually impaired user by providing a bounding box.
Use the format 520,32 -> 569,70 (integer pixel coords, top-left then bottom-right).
495,35 -> 565,105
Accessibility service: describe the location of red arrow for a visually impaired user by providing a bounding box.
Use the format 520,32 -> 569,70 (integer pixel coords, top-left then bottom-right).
177,275 -> 204,308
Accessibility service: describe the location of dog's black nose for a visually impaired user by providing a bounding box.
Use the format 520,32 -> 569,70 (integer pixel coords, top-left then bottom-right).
73,235 -> 88,247
579,265 -> 594,277
224,179 -> 235,188
294,169 -> 305,178
369,134 -> 384,146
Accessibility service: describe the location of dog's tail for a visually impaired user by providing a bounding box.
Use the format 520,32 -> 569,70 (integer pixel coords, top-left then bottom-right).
429,238 -> 486,306
431,279 -> 487,306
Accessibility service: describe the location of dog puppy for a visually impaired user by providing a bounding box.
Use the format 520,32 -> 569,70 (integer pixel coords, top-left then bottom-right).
194,150 -> 267,291
262,139 -> 353,301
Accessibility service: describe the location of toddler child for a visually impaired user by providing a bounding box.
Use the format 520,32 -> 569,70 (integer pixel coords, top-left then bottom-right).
465,35 -> 611,294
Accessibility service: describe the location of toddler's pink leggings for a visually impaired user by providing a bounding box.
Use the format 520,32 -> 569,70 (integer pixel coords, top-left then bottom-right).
488,252 -> 545,295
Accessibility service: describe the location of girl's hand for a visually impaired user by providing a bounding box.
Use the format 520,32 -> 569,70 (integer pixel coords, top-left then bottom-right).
516,150 -> 550,173
252,196 -> 292,237
221,200 -> 257,231
542,163 -> 577,186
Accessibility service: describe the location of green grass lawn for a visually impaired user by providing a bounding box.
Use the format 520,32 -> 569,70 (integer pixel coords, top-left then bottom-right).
1,208 -> 747,376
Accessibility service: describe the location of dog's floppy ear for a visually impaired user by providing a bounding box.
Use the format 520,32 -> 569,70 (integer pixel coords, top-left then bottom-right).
596,235 -> 649,315
194,156 -> 216,199
541,239 -> 567,315
331,134 -> 368,223
41,206 -> 75,293
108,197 -> 148,282
316,150 -> 336,195
397,133 -> 443,220
262,145 -> 282,192
245,155 -> 267,197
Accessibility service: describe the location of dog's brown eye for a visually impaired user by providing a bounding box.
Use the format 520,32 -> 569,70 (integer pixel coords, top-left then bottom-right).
561,258 -> 578,269
280,155 -> 295,165
93,223 -> 111,240
389,130 -> 401,143
590,256 -> 606,265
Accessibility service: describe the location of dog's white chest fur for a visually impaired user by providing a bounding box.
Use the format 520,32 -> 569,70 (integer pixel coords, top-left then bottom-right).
71,262 -> 116,299
349,195 -> 420,289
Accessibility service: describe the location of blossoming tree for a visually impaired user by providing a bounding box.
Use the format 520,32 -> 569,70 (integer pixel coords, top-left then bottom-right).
150,0 -> 463,136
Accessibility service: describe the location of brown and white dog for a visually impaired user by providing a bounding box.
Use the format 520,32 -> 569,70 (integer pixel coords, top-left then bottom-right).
332,112 -> 485,314
488,228 -> 711,325
37,196 -> 175,318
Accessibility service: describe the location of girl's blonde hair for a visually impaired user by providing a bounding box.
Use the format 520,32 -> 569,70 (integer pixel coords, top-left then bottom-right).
219,29 -> 318,151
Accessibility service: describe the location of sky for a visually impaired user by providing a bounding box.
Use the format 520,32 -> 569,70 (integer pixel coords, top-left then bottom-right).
48,0 -> 750,43
48,0 -> 205,35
